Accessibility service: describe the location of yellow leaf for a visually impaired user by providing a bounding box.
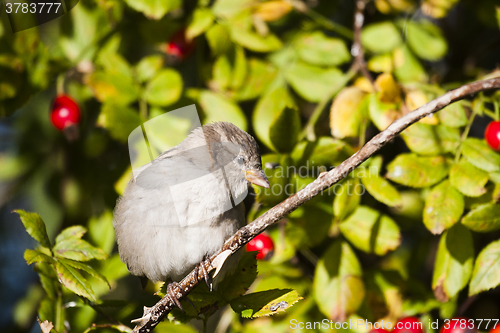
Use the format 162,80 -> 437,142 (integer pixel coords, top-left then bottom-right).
375,73 -> 401,104
375,0 -> 414,13
405,90 -> 427,111
405,90 -> 439,124
254,1 -> 292,22
354,77 -> 375,93
330,87 -> 367,138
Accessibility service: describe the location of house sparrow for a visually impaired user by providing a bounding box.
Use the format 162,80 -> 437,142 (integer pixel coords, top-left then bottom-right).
113,122 -> 269,307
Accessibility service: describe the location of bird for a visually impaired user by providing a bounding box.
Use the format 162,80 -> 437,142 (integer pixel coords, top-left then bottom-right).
113,121 -> 269,308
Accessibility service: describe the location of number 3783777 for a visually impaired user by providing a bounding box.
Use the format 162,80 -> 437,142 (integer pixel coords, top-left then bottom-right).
443,318 -> 499,330
5,2 -> 62,14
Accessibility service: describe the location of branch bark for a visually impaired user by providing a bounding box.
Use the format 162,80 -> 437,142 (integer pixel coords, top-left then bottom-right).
351,0 -> 375,86
132,77 -> 500,333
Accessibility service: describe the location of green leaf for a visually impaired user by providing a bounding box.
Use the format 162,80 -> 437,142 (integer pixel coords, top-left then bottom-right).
253,84 -> 295,151
0,65 -> 21,101
393,45 -> 427,83
423,181 -> 464,235
206,24 -> 232,56
469,239 -> 500,295
404,20 -> 448,61
333,177 -> 362,221
285,62 -> 345,102
386,154 -> 449,188
401,124 -> 460,155
186,8 -> 214,40
437,102 -> 468,128
58,4 -> 111,62
199,91 -> 247,130
461,138 -> 500,172
490,172 -> 500,184
368,155 -> 384,174
0,153 -> 29,181
88,71 -> 139,106
256,154 -> 290,205
339,206 -> 401,255
24,249 -> 54,265
155,322 -> 199,333
212,0 -> 255,19
230,289 -> 302,318
450,160 -> 489,197
212,55 -> 232,91
53,238 -> 107,262
55,226 -> 87,244
39,272 -> 58,300
58,258 -> 110,289
313,241 -> 364,321
97,103 -> 142,142
96,35 -> 133,77
367,53 -> 393,73
236,58 -> 277,100
300,137 -> 350,168
497,6 -> 500,30
135,55 -> 164,83
230,27 -> 282,52
361,172 -> 402,207
144,69 -> 183,107
287,205 -> 332,248
461,203 -> 500,233
54,260 -> 96,301
218,251 -> 258,301
432,224 -> 474,302
269,107 -> 301,153
88,211 -> 115,255
230,46 -> 247,90
361,21 -> 402,54
122,0 -> 181,19
296,31 -> 350,66
15,210 -> 51,249
368,94 -> 400,131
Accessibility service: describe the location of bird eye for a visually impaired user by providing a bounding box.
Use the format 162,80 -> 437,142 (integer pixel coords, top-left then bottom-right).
236,155 -> 244,165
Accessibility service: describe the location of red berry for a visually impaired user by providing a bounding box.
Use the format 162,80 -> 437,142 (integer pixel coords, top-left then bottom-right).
485,121 -> 500,151
246,233 -> 274,260
394,317 -> 424,333
440,317 -> 478,333
51,95 -> 80,130
490,324 -> 500,333
166,29 -> 195,60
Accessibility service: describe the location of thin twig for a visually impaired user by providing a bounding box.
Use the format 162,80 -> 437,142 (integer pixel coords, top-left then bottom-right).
454,104 -> 478,162
299,69 -> 357,141
132,77 -> 500,333
289,0 -> 354,39
351,0 -> 375,87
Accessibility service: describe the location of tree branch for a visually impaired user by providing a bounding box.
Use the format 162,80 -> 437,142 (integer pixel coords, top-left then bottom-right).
132,77 -> 500,333
351,0 -> 375,86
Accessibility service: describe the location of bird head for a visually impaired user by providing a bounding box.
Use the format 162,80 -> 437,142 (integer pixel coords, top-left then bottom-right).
199,122 -> 270,189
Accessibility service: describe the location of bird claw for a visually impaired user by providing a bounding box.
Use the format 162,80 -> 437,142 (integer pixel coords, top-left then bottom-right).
196,255 -> 213,291
166,282 -> 185,311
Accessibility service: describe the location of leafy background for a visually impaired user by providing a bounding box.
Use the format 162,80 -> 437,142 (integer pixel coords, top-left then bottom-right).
1,0 -> 500,332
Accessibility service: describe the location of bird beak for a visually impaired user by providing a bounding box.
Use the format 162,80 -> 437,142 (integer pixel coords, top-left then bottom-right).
245,169 -> 270,188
